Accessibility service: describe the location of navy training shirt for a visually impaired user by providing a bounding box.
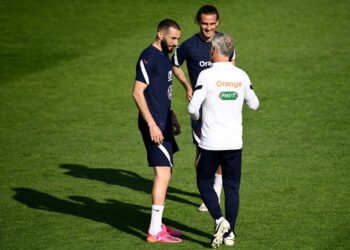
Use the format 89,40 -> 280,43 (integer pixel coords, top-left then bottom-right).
172,32 -> 235,89
135,45 -> 173,132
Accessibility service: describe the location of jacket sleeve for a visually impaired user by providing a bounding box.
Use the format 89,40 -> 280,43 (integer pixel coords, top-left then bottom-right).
188,72 -> 207,120
243,73 -> 259,110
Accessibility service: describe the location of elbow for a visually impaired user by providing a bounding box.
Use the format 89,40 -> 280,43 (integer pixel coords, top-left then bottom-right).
132,89 -> 140,102
246,97 -> 259,110
172,66 -> 180,77
188,103 -> 195,115
187,104 -> 194,115
251,99 -> 259,110
188,104 -> 199,120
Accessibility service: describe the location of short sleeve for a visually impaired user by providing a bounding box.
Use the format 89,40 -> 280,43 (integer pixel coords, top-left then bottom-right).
135,55 -> 154,85
171,45 -> 187,67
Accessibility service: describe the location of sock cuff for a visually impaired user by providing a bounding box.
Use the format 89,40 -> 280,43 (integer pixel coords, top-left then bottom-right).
215,216 -> 225,225
152,205 -> 164,212
215,173 -> 222,179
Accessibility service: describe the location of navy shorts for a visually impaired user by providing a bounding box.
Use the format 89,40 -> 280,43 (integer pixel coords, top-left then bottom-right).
139,118 -> 179,167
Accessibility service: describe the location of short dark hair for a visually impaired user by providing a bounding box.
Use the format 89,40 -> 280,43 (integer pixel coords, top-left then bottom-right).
157,19 -> 181,32
195,5 -> 219,23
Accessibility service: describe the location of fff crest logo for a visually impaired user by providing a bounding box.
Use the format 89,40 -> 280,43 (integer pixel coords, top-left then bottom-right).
168,70 -> 172,81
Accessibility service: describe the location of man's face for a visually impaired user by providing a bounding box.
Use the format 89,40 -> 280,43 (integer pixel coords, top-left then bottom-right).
199,14 -> 219,40
161,27 -> 181,53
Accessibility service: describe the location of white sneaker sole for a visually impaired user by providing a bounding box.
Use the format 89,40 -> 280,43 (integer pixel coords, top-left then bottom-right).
211,219 -> 230,248
224,237 -> 235,246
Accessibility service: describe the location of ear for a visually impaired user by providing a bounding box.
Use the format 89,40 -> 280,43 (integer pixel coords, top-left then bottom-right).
157,31 -> 164,40
211,46 -> 216,56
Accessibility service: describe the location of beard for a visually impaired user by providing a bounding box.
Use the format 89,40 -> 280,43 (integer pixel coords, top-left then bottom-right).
161,39 -> 173,53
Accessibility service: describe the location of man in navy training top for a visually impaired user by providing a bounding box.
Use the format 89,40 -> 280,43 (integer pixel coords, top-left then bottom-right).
132,19 -> 183,244
188,33 -> 259,248
172,5 -> 236,212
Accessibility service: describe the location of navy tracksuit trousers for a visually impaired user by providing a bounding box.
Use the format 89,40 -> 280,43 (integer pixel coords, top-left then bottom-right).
196,148 -> 242,233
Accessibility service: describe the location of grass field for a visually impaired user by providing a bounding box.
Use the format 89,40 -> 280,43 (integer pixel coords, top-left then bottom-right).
1,0 -> 349,249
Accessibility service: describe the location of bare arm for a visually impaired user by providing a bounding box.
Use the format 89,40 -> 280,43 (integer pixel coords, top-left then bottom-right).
132,80 -> 164,144
172,66 -> 193,101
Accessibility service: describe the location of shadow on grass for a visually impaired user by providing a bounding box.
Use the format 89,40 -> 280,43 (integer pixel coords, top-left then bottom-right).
13,188 -> 210,246
59,164 -> 200,207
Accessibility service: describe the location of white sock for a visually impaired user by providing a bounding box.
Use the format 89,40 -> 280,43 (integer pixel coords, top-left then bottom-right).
214,173 -> 223,203
149,205 -> 164,235
215,216 -> 225,225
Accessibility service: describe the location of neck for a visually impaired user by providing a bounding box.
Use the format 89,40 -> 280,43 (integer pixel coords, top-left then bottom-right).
152,39 -> 162,52
199,33 -> 214,43
212,54 -> 229,63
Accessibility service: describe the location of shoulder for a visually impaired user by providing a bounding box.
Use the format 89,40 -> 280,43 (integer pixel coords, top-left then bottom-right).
179,34 -> 202,48
233,66 -> 249,77
232,66 -> 251,85
139,46 -> 164,66
140,45 -> 156,59
197,66 -> 213,80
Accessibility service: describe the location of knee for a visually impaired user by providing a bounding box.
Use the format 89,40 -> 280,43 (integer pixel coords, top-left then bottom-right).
155,172 -> 172,183
223,180 -> 240,191
197,177 -> 213,192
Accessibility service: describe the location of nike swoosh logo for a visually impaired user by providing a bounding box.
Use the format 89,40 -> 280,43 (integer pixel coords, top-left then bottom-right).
153,209 -> 160,212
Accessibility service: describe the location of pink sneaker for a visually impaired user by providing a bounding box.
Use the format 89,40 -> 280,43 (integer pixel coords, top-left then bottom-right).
163,224 -> 183,236
147,225 -> 182,243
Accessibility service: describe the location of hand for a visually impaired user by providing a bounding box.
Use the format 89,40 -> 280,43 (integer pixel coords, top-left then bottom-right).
186,88 -> 193,102
149,123 -> 164,145
171,109 -> 181,136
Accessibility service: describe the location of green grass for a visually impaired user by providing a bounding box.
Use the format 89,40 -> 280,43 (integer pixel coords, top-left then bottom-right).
1,0 -> 349,249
